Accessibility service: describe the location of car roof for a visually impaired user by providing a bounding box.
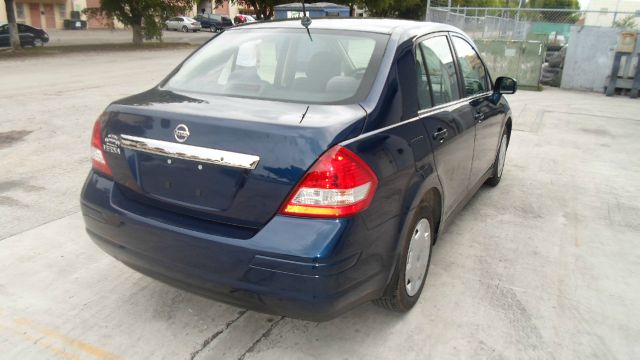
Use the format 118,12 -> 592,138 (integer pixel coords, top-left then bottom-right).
233,18 -> 463,39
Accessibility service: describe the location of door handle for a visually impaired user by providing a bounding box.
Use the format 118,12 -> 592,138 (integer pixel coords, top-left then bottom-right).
433,128 -> 448,143
474,112 -> 485,122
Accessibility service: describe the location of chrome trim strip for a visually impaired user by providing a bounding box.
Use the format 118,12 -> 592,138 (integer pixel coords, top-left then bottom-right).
120,134 -> 260,170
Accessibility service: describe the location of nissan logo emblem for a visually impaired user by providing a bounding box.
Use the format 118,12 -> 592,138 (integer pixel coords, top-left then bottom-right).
174,124 -> 190,143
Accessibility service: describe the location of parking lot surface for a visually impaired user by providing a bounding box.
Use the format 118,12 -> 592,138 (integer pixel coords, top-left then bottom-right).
35,29 -> 214,47
1,49 -> 639,360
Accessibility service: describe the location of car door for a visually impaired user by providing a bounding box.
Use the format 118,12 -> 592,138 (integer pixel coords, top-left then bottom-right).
169,17 -> 180,30
416,34 -> 476,219
16,24 -> 31,45
450,35 -> 504,184
0,24 -> 8,47
212,15 -> 222,29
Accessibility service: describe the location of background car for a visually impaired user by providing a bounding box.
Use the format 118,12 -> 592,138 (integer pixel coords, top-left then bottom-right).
194,14 -> 233,32
234,14 -> 257,24
165,16 -> 202,32
0,23 -> 49,47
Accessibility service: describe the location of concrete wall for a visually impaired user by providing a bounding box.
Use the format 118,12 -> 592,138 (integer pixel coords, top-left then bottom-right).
561,26 -> 620,92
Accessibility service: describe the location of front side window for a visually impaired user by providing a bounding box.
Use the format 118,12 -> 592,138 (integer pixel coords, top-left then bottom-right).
418,36 -> 460,106
451,36 -> 489,97
164,29 -> 388,105
415,44 -> 432,109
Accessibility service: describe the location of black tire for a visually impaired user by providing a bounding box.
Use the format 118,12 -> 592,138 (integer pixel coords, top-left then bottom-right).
486,130 -> 509,187
182,25 -> 189,32
374,207 -> 434,312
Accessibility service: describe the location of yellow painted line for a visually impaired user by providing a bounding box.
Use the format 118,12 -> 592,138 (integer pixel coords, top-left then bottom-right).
13,317 -> 121,360
0,322 -> 85,360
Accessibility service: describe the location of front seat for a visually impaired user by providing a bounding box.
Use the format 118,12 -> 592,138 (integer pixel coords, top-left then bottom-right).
294,51 -> 341,92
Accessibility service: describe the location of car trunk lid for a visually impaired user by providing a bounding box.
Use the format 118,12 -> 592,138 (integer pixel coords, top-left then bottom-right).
101,89 -> 366,228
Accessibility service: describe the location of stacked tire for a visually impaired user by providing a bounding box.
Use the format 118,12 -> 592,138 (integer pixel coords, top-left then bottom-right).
540,45 -> 566,87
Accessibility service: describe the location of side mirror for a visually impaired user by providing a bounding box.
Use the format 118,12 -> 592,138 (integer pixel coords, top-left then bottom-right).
494,76 -> 517,95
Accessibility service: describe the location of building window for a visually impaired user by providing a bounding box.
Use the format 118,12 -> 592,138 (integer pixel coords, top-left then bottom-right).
16,3 -> 25,19
58,4 -> 67,19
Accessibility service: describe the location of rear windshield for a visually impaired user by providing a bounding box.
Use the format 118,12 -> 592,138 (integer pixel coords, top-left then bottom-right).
163,28 -> 389,105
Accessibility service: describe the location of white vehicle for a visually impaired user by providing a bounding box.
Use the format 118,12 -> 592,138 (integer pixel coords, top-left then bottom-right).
165,16 -> 202,32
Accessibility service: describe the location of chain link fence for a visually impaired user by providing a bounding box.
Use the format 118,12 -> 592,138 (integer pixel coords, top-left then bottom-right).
426,1 -> 640,89
427,2 -> 640,42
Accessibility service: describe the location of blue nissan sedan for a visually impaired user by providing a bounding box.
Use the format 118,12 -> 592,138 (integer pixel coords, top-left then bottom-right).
81,19 -> 516,321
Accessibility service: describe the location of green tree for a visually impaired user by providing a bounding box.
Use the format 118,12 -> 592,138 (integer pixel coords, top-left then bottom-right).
614,15 -> 638,30
331,0 -> 364,16
84,0 -> 194,46
214,0 -> 279,20
357,0 -> 427,19
3,0 -> 20,50
527,0 -> 580,23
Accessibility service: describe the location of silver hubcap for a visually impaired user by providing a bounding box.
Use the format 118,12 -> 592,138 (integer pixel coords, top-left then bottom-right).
497,135 -> 507,178
405,218 -> 431,297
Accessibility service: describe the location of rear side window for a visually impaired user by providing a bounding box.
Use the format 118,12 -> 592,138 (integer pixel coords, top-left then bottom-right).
164,29 -> 389,105
418,36 -> 460,106
451,36 -> 489,97
415,45 -> 432,109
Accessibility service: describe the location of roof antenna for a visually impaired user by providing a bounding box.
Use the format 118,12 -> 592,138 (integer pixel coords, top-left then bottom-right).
301,0 -> 313,41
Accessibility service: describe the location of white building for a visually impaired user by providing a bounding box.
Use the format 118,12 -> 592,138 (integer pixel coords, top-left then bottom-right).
584,0 -> 640,27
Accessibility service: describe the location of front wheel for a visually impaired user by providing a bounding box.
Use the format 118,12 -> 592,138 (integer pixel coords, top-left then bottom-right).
374,207 -> 434,312
486,132 -> 509,187
33,38 -> 43,47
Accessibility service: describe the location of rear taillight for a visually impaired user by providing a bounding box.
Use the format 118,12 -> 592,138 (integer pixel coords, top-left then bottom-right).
279,146 -> 378,218
91,118 -> 113,177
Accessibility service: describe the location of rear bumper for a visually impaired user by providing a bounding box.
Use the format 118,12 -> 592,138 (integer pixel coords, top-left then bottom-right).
81,172 -> 399,321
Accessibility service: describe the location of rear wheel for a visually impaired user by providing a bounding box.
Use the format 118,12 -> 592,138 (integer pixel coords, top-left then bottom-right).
486,131 -> 509,187
182,25 -> 189,32
374,207 -> 434,312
